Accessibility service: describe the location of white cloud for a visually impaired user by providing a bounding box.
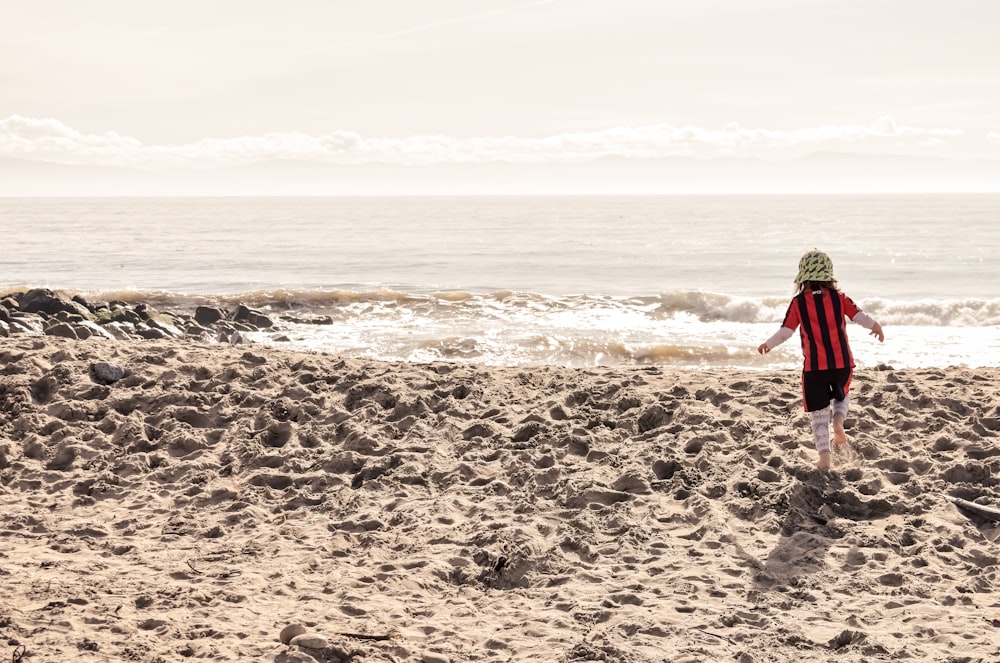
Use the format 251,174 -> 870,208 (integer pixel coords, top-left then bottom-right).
0,114 -> 987,170
0,115 -> 143,161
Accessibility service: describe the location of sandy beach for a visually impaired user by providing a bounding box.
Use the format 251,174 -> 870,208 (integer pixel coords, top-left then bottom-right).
2,335 -> 999,662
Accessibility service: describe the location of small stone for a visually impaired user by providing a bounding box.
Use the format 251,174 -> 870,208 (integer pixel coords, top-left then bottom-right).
422,653 -> 451,663
289,633 -> 328,649
91,362 -> 126,385
279,624 -> 307,645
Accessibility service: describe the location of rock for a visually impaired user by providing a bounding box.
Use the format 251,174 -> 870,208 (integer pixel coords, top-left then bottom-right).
8,315 -> 44,335
225,331 -> 245,345
71,294 -> 96,313
135,325 -> 169,340
143,316 -> 184,338
19,288 -> 91,318
102,322 -> 136,340
185,323 -> 214,338
289,633 -> 329,649
91,362 -> 126,385
53,310 -> 88,324
133,303 -> 154,320
282,314 -> 333,325
279,624 -> 307,645
108,307 -> 143,325
422,653 -> 451,663
77,321 -> 116,340
195,306 -> 227,326
235,304 -> 274,329
44,322 -> 79,339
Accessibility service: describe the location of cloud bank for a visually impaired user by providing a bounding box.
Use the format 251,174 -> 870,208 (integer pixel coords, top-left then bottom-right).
0,114 -> 993,170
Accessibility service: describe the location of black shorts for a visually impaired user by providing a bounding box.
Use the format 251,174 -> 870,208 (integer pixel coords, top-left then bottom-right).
801,367 -> 853,412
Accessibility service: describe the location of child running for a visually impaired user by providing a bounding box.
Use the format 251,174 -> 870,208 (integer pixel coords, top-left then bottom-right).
758,250 -> 885,470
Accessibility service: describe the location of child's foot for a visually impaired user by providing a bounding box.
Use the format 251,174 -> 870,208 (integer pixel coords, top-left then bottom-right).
833,415 -> 848,446
816,450 -> 832,471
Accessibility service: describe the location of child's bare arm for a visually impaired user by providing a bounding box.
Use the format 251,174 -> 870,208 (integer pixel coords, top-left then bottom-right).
758,327 -> 794,354
852,311 -> 884,342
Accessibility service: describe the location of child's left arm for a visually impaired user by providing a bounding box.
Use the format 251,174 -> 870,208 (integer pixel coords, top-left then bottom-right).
852,311 -> 885,342
758,326 -> 794,354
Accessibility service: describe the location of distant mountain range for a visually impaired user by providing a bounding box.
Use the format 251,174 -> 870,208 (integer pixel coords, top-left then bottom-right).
2,152 -> 999,196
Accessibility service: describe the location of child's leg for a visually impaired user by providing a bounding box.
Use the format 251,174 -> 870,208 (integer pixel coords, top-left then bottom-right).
811,406 -> 832,469
832,395 -> 849,446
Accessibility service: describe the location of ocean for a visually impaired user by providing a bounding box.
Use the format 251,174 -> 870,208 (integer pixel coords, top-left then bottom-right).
2,195 -> 998,370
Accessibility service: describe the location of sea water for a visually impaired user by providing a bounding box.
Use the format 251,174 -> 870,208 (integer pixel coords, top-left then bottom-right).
2,195 -> 998,369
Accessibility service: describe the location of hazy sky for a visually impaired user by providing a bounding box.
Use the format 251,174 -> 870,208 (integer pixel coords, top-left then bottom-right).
3,0 -> 999,191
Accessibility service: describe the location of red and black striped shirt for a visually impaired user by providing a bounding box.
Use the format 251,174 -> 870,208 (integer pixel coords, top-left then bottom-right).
781,288 -> 861,371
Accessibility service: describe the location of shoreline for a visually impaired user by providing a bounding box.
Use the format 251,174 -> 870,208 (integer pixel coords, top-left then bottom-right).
1,335 -> 999,662
4,285 -> 999,371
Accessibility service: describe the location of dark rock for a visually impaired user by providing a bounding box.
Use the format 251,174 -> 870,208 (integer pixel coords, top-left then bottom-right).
91,362 -> 126,385
135,326 -> 169,340
109,307 -> 143,325
234,304 -> 274,329
185,323 -> 213,337
53,310 -> 88,324
282,314 -> 333,325
19,288 -> 91,318
195,306 -> 227,326
72,295 -> 97,313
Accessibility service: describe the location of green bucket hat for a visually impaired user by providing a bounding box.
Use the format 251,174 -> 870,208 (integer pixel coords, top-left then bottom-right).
795,250 -> 834,284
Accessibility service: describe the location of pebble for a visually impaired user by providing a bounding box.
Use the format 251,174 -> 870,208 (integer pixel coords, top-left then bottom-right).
289,633 -> 329,649
90,361 -> 126,384
279,624 -> 330,650
279,624 -> 307,645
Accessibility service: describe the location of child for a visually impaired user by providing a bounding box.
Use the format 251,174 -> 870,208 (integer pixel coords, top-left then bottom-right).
757,250 -> 884,470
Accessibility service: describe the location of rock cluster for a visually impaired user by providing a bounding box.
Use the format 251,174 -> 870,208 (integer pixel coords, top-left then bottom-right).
0,288 -> 274,343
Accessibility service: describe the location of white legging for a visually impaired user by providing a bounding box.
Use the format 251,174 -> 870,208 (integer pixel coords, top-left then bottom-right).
832,394 -> 850,421
811,396 -> 849,452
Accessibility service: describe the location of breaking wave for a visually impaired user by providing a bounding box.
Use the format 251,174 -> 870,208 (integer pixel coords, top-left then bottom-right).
37,287 -> 1000,328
